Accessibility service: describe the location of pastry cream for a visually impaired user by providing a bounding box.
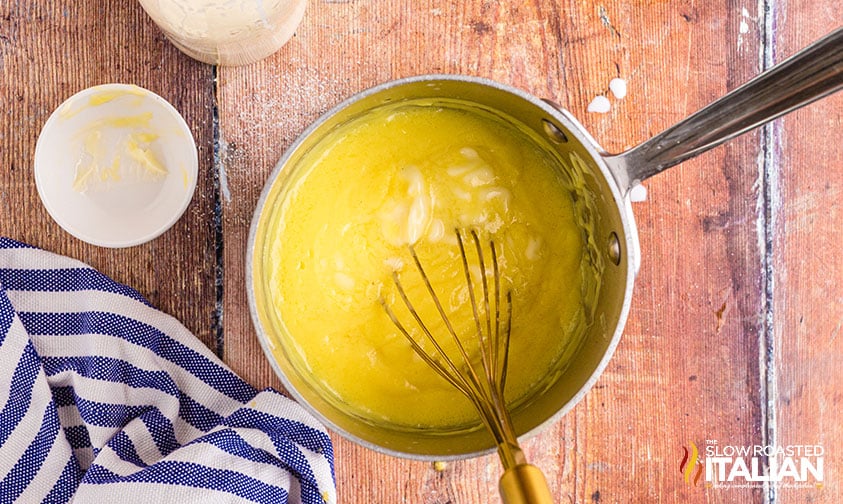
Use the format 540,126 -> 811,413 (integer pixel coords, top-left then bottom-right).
264,99 -> 601,429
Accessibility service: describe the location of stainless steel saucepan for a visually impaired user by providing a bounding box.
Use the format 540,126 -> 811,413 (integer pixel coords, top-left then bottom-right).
247,27 -> 843,463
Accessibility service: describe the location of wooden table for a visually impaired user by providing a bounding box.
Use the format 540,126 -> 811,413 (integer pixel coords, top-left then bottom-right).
2,1 -> 841,502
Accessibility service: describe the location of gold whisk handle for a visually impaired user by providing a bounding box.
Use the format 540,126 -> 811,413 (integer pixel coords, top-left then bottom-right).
499,464 -> 554,504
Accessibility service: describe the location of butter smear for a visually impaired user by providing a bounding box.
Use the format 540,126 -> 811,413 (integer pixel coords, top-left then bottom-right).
65,91 -> 169,193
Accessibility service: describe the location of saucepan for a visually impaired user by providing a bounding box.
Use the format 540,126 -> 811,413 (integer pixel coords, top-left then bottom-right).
247,27 -> 843,463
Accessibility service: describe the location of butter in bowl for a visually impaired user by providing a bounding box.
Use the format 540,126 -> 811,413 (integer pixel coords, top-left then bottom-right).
34,83 -> 198,248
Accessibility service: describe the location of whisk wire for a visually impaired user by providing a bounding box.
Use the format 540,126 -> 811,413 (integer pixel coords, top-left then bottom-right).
380,291 -> 468,394
489,240 -> 513,395
456,230 -> 494,389
381,228 -> 552,501
500,290 -> 513,393
490,238 -> 502,386
383,229 -> 524,467
407,244 -> 491,401
382,256 -> 506,443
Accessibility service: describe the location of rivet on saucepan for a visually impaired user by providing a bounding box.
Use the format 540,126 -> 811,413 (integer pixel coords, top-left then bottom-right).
607,232 -> 621,265
542,119 -> 569,144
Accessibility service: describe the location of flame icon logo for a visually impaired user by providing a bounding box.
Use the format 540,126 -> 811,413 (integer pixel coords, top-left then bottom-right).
680,441 -> 703,485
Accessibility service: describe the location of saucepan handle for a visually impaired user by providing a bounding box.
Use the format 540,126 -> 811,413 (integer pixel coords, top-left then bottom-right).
603,26 -> 843,194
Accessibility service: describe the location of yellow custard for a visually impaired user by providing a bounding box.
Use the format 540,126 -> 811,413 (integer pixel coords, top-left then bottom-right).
264,99 -> 600,430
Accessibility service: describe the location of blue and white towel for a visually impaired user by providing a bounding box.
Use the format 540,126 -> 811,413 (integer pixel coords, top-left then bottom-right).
0,237 -> 336,503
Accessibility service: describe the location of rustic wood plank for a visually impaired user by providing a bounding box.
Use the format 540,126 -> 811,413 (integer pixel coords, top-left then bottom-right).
0,1 -> 217,349
219,0 -> 768,502
9,0 -> 840,502
548,2 -> 767,502
772,3 -> 843,502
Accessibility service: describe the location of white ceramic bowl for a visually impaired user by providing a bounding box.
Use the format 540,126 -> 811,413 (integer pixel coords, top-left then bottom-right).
34,83 -> 198,248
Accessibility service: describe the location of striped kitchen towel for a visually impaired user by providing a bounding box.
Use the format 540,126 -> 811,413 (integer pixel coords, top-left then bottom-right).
0,237 -> 336,504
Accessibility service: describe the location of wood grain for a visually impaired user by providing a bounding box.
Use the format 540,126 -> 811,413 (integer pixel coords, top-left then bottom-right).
0,1 -> 218,350
550,1 -> 767,502
3,0 -> 840,502
772,3 -> 843,502
218,1 -> 775,502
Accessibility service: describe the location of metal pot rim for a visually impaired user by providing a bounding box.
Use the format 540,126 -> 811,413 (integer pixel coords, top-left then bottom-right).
246,73 -> 640,460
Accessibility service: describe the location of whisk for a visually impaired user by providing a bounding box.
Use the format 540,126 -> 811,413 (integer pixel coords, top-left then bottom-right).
380,229 -> 553,504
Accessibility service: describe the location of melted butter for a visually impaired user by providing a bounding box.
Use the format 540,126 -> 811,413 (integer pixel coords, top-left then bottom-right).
71,114 -> 168,193
265,99 -> 601,429
126,132 -> 167,175
88,88 -> 147,107
181,164 -> 191,189
60,86 -> 148,119
88,113 -> 153,130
